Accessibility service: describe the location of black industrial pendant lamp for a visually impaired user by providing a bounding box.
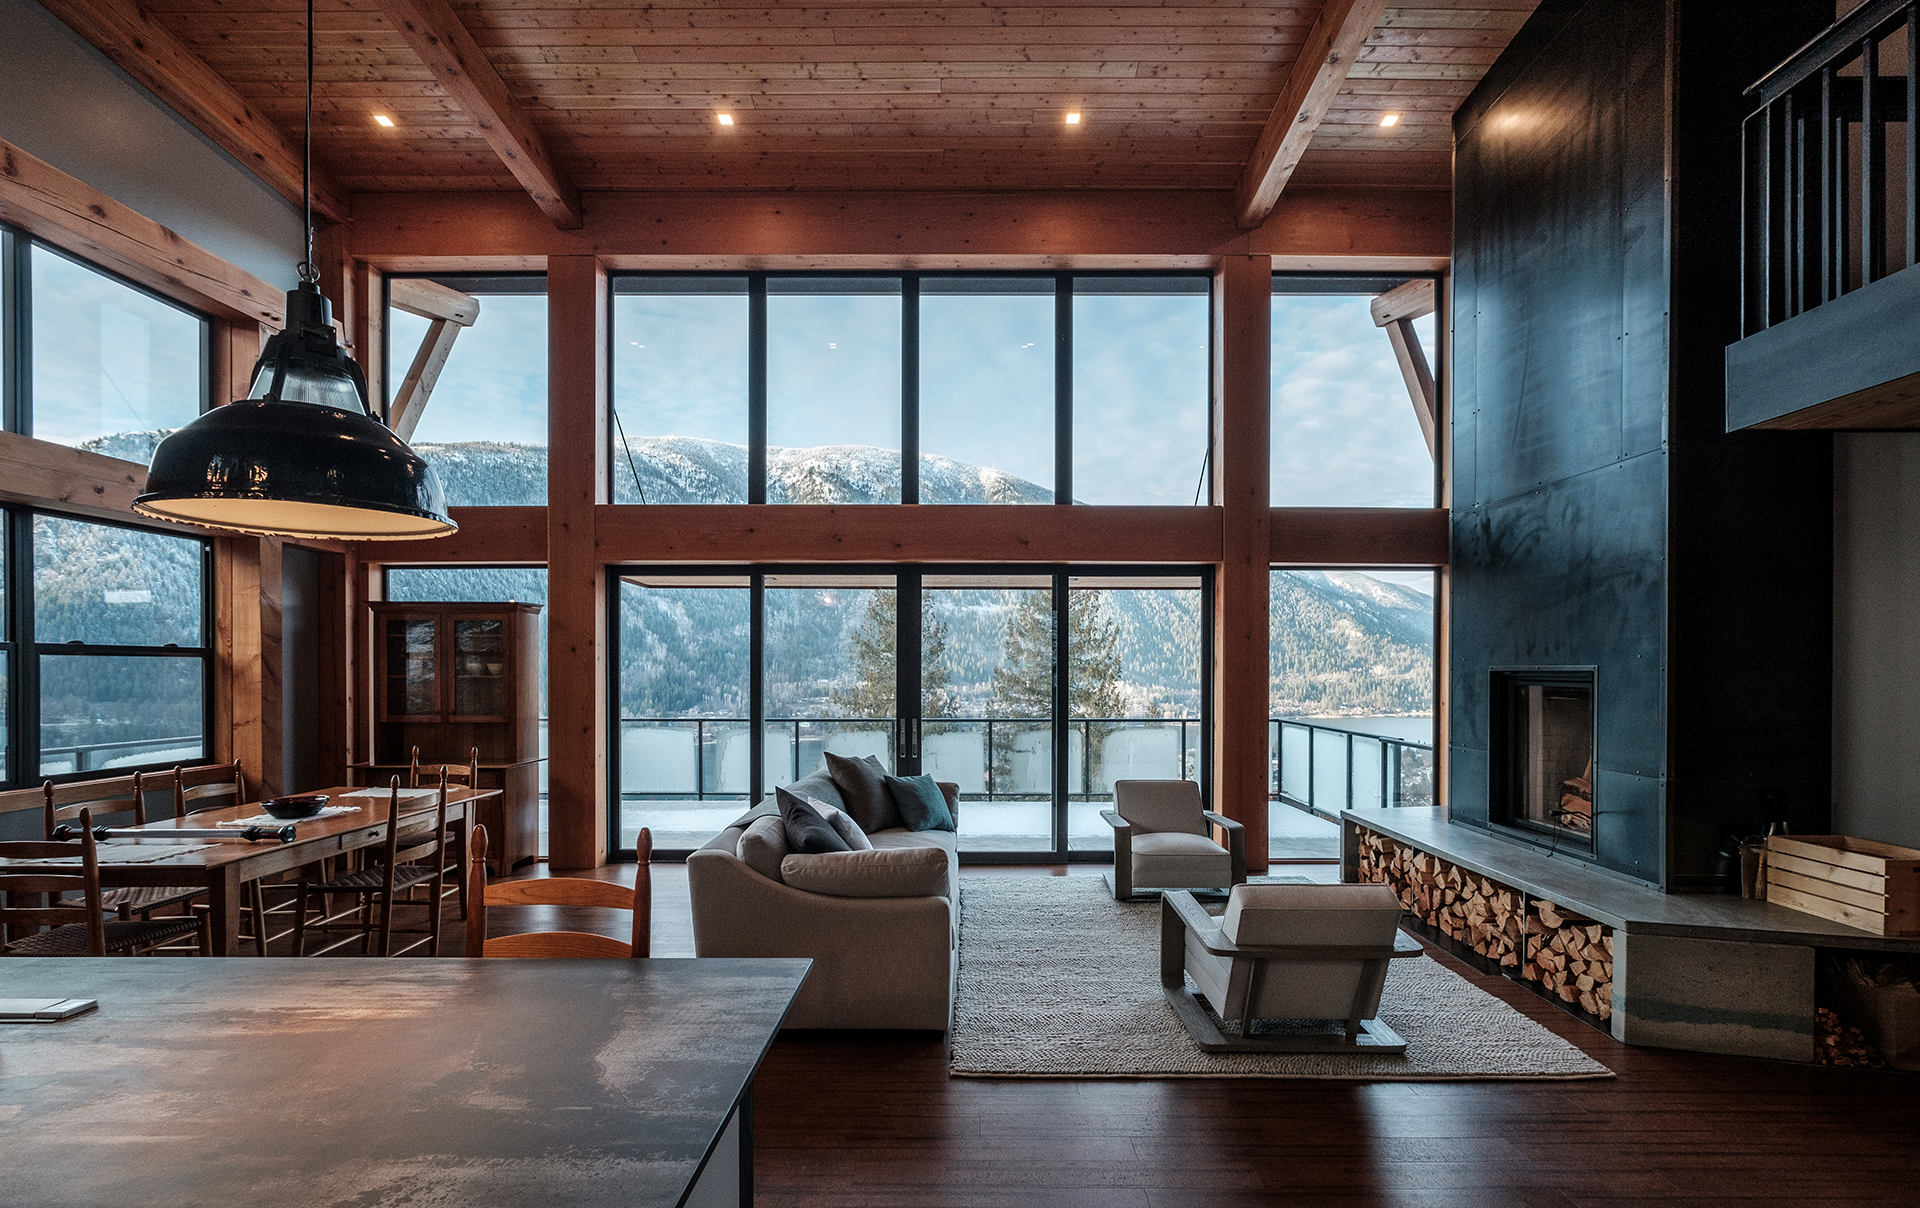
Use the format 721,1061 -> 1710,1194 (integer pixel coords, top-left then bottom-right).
133,0 -> 454,541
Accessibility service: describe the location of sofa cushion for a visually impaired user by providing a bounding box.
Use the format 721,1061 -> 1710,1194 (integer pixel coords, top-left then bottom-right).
1129,830 -> 1231,889
811,801 -> 873,851
779,846 -> 950,899
736,815 -> 790,882
869,828 -> 960,901
885,773 -> 955,832
787,769 -> 845,813
825,751 -> 904,833
776,786 -> 851,854
1220,883 -> 1404,947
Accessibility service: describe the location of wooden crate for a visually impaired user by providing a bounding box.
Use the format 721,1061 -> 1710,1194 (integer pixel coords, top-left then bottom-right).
1765,836 -> 1920,937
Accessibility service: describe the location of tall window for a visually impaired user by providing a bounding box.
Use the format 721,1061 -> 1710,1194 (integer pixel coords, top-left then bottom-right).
21,242 -> 206,460
29,515 -> 209,778
612,564 -> 1209,861
1072,278 -> 1211,505
611,278 -> 750,504
607,272 -> 1210,507
1271,276 -> 1439,507
1269,568 -> 1437,858
0,228 -> 214,790
385,275 -> 548,507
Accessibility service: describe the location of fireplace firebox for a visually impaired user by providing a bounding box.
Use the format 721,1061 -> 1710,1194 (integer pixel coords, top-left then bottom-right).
1491,669 -> 1596,852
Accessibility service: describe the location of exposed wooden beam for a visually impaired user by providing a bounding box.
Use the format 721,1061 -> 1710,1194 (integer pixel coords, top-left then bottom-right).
387,278 -> 480,439
545,256 -> 607,868
1271,507 -> 1450,566
0,137 -> 283,326
1373,278 -> 1440,457
33,0 -> 348,223
346,188 -> 1450,271
375,0 -> 583,230
592,505 -> 1225,565
390,276 -> 481,326
1235,0 -> 1395,230
1212,256 -> 1274,871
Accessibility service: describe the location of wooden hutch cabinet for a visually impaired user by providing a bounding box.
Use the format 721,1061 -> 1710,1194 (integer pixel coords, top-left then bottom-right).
359,602 -> 544,874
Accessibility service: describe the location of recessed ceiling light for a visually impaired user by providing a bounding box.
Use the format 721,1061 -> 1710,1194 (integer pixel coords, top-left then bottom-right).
1065,112 -> 1082,125
373,114 -> 395,127
717,113 -> 734,126
1380,113 -> 1400,127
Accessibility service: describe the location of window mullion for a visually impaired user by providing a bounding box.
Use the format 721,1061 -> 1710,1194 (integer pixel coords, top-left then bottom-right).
1054,277 -> 1072,506
747,277 -> 767,506
901,275 -> 919,505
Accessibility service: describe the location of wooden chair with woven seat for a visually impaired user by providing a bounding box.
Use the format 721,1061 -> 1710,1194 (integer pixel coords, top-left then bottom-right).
173,761 -> 293,956
1,809 -> 209,957
408,745 -> 475,919
44,773 -> 206,924
465,825 -> 651,958
290,776 -> 451,957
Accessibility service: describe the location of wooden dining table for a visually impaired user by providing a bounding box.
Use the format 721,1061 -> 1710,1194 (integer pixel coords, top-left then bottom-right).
7,784 -> 497,956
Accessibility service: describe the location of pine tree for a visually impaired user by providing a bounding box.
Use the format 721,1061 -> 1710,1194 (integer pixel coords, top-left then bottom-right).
829,591 -> 956,719
987,589 -> 1128,719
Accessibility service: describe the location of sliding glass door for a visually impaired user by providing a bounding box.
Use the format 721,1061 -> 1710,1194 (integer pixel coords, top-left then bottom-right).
611,565 -> 1209,861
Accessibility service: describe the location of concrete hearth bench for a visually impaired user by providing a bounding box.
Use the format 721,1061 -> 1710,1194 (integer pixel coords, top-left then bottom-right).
1341,808 -> 1920,1063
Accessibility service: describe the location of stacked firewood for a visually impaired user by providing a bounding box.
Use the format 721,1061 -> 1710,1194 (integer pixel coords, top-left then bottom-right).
1355,829 -> 1522,968
1354,827 -> 1615,1020
1815,1007 -> 1887,1068
1523,899 -> 1614,1021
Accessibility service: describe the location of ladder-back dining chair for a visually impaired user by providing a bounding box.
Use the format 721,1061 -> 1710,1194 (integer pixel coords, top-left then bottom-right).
2,808 -> 208,956
408,745 -> 475,919
291,776 -> 451,957
464,825 -> 651,958
45,773 -> 206,922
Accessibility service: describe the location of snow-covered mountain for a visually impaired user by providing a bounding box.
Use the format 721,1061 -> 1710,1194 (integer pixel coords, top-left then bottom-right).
86,432 -> 1434,719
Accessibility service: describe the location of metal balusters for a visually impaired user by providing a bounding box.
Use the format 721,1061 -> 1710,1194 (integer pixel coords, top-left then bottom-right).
1863,37 -> 1882,288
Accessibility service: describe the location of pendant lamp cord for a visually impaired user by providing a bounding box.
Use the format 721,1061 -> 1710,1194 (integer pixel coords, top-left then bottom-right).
296,0 -> 316,285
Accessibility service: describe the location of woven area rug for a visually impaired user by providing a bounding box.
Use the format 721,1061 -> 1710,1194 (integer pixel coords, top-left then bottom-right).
951,875 -> 1613,1081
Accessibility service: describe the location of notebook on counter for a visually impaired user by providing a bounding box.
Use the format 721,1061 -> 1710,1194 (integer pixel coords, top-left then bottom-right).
0,998 -> 98,1023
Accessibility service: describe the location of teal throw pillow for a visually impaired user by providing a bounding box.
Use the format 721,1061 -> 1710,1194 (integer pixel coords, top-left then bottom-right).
884,773 -> 954,832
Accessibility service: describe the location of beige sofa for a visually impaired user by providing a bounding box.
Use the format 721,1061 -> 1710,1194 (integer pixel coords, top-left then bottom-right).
687,780 -> 959,1031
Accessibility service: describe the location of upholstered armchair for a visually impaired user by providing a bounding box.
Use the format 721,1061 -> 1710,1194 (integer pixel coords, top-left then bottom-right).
1160,882 -> 1423,1053
1101,778 -> 1246,901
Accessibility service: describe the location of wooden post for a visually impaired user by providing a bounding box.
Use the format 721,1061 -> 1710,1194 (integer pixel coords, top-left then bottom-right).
546,256 -> 609,868
315,550 -> 350,788
1212,255 -> 1272,871
257,535 -> 284,798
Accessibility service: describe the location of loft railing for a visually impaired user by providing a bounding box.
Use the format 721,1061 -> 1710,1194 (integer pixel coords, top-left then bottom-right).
1269,718 -> 1435,816
1742,0 -> 1918,336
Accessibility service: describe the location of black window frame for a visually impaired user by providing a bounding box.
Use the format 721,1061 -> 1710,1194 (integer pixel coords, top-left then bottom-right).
0,222 -> 217,788
607,561 -> 1214,864
608,270 -> 1216,509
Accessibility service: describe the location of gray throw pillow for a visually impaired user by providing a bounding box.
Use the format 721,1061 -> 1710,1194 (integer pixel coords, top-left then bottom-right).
736,815 -> 789,883
779,846 -> 950,898
786,768 -> 845,812
776,786 -> 851,854
810,800 -> 874,851
824,751 -> 904,833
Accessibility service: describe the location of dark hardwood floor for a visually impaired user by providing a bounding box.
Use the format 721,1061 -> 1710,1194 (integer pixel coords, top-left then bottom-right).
305,862 -> 1920,1206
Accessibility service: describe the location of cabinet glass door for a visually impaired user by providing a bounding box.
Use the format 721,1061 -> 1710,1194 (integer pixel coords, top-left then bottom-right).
451,618 -> 507,718
386,617 -> 441,718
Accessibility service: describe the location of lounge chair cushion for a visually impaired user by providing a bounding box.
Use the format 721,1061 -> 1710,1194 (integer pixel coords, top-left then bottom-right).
1116,779 -> 1206,835
1130,831 -> 1231,888
1220,883 -> 1404,947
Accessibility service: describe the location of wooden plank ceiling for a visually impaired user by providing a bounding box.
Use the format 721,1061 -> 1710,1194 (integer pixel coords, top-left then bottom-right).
106,0 -> 1539,201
